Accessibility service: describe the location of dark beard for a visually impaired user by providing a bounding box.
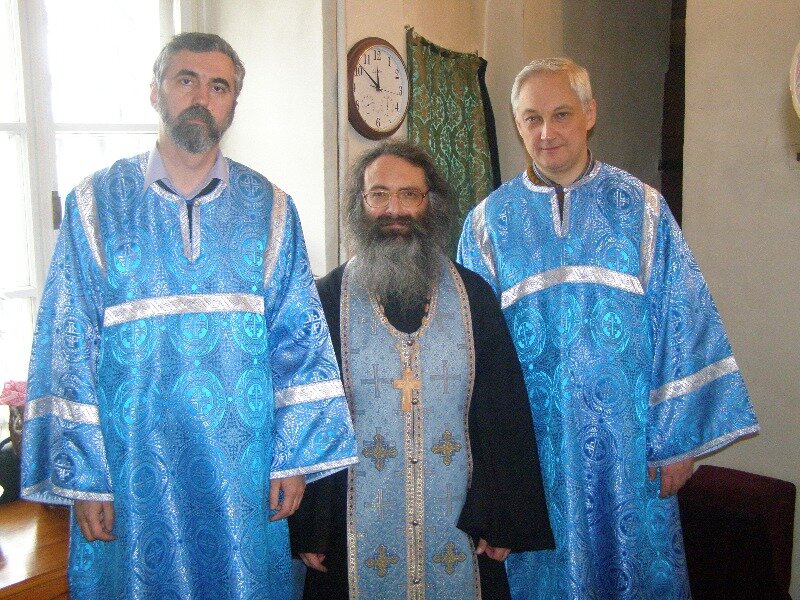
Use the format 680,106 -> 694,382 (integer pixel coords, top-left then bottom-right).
159,101 -> 228,154
351,214 -> 444,311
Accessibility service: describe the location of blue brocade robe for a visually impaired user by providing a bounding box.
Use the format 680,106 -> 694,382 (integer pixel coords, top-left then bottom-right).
458,163 -> 759,599
21,153 -> 358,599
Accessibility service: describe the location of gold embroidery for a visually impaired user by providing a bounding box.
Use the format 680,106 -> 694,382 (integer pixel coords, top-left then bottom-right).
362,432 -> 398,471
365,545 -> 399,577
432,541 -> 467,575
432,430 -> 462,466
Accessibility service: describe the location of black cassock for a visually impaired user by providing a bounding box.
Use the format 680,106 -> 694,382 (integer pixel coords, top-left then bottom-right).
289,261 -> 554,599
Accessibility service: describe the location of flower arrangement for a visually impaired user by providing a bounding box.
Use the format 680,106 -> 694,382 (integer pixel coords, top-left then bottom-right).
0,380 -> 26,456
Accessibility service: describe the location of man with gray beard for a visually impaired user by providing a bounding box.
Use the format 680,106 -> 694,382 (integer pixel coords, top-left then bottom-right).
21,32 -> 357,600
289,141 -> 554,600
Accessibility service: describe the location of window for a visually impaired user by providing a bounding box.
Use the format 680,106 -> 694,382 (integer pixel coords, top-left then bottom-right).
0,0 -> 191,386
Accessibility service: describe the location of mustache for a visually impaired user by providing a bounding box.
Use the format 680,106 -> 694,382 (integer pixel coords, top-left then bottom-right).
372,215 -> 424,234
177,105 -> 216,128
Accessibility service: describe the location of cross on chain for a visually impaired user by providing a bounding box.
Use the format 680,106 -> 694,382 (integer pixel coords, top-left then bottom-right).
393,366 -> 421,412
360,364 -> 392,399
430,360 -> 461,394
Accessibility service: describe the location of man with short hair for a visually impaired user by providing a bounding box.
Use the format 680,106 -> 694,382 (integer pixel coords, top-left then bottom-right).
290,141 -> 554,599
458,57 -> 759,599
21,32 -> 357,599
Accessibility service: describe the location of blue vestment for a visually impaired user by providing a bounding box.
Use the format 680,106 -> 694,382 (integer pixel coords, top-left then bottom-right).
341,259 -> 480,599
21,152 -> 358,599
458,163 -> 758,599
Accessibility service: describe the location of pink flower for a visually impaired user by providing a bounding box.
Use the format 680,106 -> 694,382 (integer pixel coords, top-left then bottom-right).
0,380 -> 26,407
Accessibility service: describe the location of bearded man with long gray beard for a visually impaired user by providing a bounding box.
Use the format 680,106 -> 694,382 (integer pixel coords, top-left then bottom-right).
289,141 -> 554,600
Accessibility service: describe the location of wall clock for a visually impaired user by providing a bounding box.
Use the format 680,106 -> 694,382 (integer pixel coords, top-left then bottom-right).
347,37 -> 410,140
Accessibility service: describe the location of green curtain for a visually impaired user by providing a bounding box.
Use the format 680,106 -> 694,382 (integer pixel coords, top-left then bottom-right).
406,28 -> 500,257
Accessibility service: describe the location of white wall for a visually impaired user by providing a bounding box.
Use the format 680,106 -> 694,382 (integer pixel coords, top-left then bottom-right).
683,1 -> 800,594
207,0 -> 339,275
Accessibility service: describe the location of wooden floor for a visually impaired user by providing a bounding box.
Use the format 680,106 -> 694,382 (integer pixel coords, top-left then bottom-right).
0,501 -> 69,599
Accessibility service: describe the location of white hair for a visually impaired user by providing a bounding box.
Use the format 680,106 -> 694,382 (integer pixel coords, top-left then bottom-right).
511,57 -> 593,115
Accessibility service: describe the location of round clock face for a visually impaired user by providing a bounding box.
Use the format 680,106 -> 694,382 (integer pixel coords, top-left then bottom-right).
347,38 -> 410,140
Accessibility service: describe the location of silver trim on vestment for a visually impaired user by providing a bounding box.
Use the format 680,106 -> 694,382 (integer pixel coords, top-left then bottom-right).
22,480 -> 114,504
274,379 -> 346,408
501,265 -> 644,309
271,455 -> 359,480
75,175 -> 106,275
647,424 -> 760,468
103,293 -> 264,326
470,201 -> 498,286
649,356 -> 739,406
264,184 -> 287,287
640,185 -> 661,290
25,395 -> 100,425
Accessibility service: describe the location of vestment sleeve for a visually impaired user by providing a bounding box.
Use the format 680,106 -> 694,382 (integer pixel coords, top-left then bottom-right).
21,182 -> 113,504
455,267 -> 554,551
457,203 -> 501,297
264,193 -> 357,482
645,200 -> 758,466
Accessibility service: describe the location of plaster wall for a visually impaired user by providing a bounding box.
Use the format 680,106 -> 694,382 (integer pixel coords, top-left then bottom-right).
207,0 -> 339,274
683,1 -> 800,593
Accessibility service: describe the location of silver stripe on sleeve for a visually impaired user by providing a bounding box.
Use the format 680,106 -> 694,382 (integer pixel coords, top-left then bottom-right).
471,201 -> 498,285
74,175 -> 106,275
639,184 -> 661,291
263,184 -> 288,286
271,455 -> 360,480
501,265 -> 643,309
649,356 -> 740,406
25,395 -> 100,425
647,424 -> 760,467
22,480 -> 114,504
104,293 -> 264,327
274,379 -> 347,408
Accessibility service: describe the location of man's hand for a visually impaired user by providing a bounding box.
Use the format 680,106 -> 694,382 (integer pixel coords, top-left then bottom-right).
269,475 -> 305,521
648,457 -> 695,498
475,538 -> 511,562
74,500 -> 116,542
299,552 -> 328,572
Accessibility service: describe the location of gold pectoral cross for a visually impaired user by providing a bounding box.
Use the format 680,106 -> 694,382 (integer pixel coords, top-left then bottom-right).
393,366 -> 421,412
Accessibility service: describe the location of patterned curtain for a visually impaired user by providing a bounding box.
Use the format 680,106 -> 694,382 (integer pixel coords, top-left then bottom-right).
406,28 -> 500,257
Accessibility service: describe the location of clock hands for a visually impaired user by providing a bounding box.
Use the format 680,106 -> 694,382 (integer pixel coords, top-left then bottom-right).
376,67 -> 381,92
362,68 -> 380,91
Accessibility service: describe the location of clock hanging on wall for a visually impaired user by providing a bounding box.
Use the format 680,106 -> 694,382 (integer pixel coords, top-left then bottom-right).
347,37 -> 410,140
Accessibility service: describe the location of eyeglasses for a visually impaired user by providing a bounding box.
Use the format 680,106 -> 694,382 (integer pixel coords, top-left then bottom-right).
362,188 -> 429,209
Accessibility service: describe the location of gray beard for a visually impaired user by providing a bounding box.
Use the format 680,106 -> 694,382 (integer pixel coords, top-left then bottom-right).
351,216 -> 443,311
158,99 -> 227,154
